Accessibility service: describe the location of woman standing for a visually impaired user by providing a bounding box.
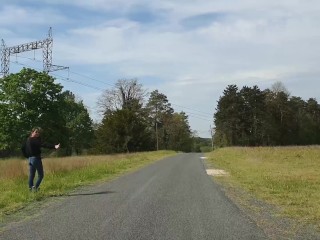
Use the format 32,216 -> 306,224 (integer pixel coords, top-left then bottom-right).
22,127 -> 60,191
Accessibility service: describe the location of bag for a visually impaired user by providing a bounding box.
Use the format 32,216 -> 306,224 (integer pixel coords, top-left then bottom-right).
21,138 -> 31,158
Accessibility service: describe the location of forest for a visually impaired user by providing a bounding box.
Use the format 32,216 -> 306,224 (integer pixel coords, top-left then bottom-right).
214,83 -> 320,146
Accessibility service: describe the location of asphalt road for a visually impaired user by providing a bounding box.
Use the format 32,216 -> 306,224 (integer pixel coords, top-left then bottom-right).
0,153 -> 266,240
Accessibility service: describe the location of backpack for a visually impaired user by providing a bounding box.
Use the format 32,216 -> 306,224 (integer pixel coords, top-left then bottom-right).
21,138 -> 31,158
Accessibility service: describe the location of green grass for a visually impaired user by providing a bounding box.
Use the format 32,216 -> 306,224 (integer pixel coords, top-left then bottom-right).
205,146 -> 320,229
0,151 -> 177,222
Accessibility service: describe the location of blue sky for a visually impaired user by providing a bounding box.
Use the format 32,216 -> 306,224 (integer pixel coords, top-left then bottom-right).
1,0 -> 320,138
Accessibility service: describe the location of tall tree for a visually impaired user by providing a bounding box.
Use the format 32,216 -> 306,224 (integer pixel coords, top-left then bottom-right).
0,68 -> 64,155
96,79 -> 152,153
146,90 -> 174,150
271,81 -> 290,96
287,96 -> 306,144
98,79 -> 146,113
238,85 -> 266,145
214,85 -> 242,146
166,112 -> 193,152
96,108 -> 152,153
265,89 -> 291,145
304,98 -> 320,144
61,91 -> 94,155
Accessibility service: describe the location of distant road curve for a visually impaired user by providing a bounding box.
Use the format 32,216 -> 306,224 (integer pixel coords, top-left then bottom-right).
0,153 -> 266,240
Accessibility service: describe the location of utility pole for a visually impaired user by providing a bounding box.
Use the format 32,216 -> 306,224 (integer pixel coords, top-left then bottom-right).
1,27 -> 68,78
210,125 -> 215,151
155,104 -> 159,151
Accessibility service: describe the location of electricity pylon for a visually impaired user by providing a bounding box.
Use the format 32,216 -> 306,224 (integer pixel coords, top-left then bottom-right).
1,27 -> 68,77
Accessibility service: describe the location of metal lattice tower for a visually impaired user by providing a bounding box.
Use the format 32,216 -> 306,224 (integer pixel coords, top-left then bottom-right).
1,27 -> 68,77
1,39 -> 9,77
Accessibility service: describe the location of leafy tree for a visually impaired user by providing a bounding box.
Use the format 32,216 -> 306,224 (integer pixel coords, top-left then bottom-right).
146,90 -> 174,150
96,108 -> 153,153
95,79 -> 152,153
0,68 -> 64,155
214,85 -> 242,146
166,112 -> 193,152
287,96 -> 307,144
61,91 -> 94,155
264,89 -> 291,145
304,98 -> 320,144
213,81 -> 320,146
192,136 -> 212,152
238,85 -> 266,145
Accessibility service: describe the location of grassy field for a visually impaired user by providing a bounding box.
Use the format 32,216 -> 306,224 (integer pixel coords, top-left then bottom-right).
205,146 -> 320,231
0,150 -> 177,222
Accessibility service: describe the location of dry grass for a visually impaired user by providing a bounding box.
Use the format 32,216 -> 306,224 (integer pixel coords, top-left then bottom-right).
206,146 -> 320,229
0,151 -> 176,222
0,159 -> 29,180
0,153 -> 162,180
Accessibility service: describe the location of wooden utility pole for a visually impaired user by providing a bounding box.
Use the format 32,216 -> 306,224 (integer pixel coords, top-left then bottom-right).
210,125 -> 215,151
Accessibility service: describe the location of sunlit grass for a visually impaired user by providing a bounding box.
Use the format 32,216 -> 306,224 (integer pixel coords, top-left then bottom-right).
0,151 -> 177,222
206,146 -> 320,229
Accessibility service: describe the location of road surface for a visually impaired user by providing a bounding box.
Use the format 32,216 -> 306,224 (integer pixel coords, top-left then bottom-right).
0,153 -> 266,240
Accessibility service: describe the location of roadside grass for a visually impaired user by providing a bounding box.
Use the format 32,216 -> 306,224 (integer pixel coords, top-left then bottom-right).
205,146 -> 320,230
0,150 -> 177,222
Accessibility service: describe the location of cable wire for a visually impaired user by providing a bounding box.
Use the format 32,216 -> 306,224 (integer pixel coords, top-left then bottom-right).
10,59 -> 213,122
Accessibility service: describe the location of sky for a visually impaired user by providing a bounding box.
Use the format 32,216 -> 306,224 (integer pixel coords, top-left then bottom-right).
1,0 -> 320,138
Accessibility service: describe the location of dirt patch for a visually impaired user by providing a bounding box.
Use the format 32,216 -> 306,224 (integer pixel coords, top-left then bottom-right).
206,169 -> 229,176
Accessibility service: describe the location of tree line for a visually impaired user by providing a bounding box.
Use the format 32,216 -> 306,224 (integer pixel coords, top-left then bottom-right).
0,68 -> 199,157
213,82 -> 320,147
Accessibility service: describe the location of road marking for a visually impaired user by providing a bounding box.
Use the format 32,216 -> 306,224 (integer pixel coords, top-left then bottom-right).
206,169 -> 229,176
200,157 -> 207,159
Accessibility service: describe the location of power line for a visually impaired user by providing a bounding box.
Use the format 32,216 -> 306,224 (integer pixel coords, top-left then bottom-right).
10,60 -> 104,91
183,112 -> 212,121
51,73 -> 105,91
69,70 -> 115,87
15,55 -> 115,88
10,60 -> 213,122
171,103 -> 212,116
15,55 -> 214,117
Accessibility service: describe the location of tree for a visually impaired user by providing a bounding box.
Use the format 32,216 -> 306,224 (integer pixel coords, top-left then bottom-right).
304,98 -> 320,144
264,88 -> 291,145
98,79 -> 146,113
271,81 -> 290,96
287,96 -> 306,144
214,85 -> 242,146
146,90 -> 174,150
166,112 -> 193,152
0,68 -> 64,155
61,91 -> 94,155
95,79 -> 152,153
238,85 -> 266,145
95,108 -> 153,153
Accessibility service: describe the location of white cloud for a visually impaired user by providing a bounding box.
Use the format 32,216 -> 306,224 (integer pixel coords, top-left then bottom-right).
0,5 -> 67,27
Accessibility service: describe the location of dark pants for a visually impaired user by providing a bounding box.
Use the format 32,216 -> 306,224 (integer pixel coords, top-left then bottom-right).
28,157 -> 44,189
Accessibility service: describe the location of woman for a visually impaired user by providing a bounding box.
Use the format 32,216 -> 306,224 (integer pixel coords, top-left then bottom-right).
23,127 -> 60,191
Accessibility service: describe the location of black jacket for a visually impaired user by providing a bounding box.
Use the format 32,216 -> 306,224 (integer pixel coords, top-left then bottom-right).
22,137 -> 55,158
